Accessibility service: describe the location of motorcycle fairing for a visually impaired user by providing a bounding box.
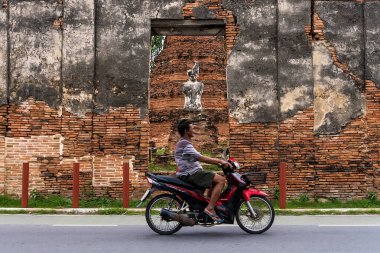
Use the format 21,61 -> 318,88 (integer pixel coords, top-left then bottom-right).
242,188 -> 268,201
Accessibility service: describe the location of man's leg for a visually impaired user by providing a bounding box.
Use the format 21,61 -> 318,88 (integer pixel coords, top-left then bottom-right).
206,182 -> 214,198
205,174 -> 225,215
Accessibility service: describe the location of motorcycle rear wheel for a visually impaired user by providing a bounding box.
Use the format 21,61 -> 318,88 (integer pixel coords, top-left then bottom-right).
145,193 -> 183,235
236,196 -> 275,234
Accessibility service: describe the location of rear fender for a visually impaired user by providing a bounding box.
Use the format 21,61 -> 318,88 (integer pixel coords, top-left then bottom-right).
136,187 -> 157,207
242,188 -> 268,201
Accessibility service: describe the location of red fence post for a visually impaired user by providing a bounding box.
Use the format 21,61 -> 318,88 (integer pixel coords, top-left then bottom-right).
72,163 -> 80,208
21,162 -> 29,208
123,162 -> 130,208
279,162 -> 287,209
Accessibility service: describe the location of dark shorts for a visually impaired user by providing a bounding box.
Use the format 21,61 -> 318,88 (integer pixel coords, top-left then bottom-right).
180,170 -> 215,189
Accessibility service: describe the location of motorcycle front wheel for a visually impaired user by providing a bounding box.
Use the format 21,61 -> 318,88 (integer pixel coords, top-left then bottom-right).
236,196 -> 275,234
145,193 -> 183,235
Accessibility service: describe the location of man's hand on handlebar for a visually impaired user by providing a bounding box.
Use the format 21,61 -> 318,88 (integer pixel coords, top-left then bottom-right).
219,160 -> 232,168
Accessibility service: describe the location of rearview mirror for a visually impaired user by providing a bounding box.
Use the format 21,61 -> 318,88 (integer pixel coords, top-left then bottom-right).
222,148 -> 230,160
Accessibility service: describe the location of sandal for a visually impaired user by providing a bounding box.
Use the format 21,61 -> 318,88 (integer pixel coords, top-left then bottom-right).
204,209 -> 224,223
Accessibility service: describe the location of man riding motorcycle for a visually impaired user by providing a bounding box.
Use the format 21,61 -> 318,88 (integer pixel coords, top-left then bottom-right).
175,119 -> 231,223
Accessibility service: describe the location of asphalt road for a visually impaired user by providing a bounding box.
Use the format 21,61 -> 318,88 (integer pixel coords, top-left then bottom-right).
0,215 -> 379,253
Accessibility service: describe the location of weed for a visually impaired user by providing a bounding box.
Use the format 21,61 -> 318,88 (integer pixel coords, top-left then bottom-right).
299,194 -> 309,203
273,186 -> 280,200
155,147 -> 168,155
328,197 -> 339,203
30,189 -> 42,200
367,192 -> 377,202
148,163 -> 177,172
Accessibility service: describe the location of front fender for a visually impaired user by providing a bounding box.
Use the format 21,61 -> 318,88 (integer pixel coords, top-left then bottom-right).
242,188 -> 268,201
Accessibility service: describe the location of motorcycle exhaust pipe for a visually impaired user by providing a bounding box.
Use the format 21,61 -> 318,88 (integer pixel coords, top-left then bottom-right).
160,209 -> 195,226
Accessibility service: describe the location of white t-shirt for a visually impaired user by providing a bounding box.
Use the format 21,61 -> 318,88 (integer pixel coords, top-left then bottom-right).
175,138 -> 202,176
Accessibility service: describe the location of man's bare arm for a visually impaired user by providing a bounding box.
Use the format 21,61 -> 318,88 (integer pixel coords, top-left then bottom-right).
198,156 -> 230,167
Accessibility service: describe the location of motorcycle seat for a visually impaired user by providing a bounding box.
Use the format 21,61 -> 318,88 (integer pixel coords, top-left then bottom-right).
147,173 -> 205,192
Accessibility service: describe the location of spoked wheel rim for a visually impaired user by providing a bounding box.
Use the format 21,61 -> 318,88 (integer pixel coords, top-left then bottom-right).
237,196 -> 274,233
146,195 -> 182,234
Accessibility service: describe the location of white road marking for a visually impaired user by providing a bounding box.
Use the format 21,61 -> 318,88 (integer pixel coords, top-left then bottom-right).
319,225 -> 380,227
52,224 -> 118,227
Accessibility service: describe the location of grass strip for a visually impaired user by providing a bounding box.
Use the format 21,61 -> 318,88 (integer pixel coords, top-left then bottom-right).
2,195 -> 380,210
0,195 -> 147,209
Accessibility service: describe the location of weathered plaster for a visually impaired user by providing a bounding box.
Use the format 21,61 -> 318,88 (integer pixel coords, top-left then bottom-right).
9,0 -> 62,108
62,0 -> 95,116
313,42 -> 364,134
95,0 -> 185,116
0,0 -> 378,129
150,0 -> 185,19
278,0 -> 312,119
365,2 -> 380,87
316,1 -> 364,79
192,5 -> 217,19
281,86 -> 310,113
95,0 -> 150,114
0,8 -> 7,105
223,0 -> 278,123
313,2 -> 366,134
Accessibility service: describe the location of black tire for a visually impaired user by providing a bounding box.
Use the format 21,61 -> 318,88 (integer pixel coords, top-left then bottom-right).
236,196 -> 275,234
145,193 -> 183,235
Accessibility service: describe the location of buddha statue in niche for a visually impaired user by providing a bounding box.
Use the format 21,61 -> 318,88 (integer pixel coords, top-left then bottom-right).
182,62 -> 204,112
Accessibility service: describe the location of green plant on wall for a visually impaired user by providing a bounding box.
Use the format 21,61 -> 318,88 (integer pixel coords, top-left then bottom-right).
150,35 -> 165,70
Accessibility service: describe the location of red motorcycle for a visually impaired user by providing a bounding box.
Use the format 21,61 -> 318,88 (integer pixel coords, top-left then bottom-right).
139,150 -> 275,235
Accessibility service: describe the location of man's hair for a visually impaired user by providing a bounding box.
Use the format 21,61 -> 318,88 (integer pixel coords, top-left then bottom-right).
178,119 -> 192,136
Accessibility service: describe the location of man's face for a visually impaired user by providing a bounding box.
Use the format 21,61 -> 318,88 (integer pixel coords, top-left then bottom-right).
186,124 -> 195,138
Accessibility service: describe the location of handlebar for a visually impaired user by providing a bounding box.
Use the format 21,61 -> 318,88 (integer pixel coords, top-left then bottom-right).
221,160 -> 235,175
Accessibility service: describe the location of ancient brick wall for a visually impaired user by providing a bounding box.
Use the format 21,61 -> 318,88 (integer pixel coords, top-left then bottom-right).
230,80 -> 380,200
150,36 -> 228,112
150,0 -> 238,151
0,0 -> 379,201
366,80 -> 380,197
228,1 -> 380,200
182,0 -> 238,55
149,36 -> 229,150
0,99 -> 148,198
0,0 -> 186,198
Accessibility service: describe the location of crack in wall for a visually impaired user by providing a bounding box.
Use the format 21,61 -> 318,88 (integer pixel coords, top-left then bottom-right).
308,13 -> 365,90
306,2 -> 379,134
304,4 -> 375,134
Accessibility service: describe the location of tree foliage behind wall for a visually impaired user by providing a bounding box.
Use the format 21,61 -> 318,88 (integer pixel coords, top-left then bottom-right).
150,36 -> 165,70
